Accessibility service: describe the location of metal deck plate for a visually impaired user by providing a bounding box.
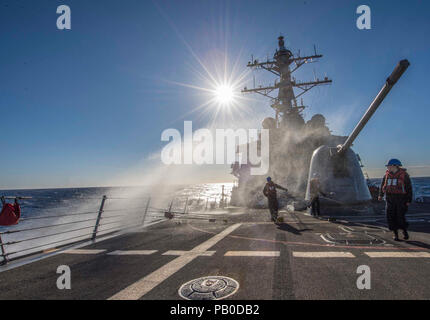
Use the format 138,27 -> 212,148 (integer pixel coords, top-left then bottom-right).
178,276 -> 239,300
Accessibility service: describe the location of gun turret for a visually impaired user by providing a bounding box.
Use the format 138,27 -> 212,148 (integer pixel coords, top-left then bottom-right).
337,59 -> 410,154
305,59 -> 410,212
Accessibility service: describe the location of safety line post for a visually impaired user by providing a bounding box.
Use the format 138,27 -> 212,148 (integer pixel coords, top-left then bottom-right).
0,235 -> 8,266
183,197 -> 188,214
92,195 -> 107,241
141,197 -> 151,226
164,200 -> 174,219
221,185 -> 225,209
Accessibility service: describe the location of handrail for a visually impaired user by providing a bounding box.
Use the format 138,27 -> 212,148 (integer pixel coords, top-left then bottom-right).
1,196 -> 32,200
0,217 -> 99,235
4,225 -> 96,245
0,186 -> 232,265
19,211 -> 99,221
4,233 -> 94,257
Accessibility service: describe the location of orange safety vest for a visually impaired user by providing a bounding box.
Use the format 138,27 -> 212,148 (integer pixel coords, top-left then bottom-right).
382,168 -> 407,195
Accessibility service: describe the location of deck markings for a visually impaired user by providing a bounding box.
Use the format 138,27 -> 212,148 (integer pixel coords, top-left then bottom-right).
64,249 -> 106,255
108,223 -> 242,300
365,252 -> 430,258
43,248 -> 59,254
339,226 -> 354,233
224,251 -> 280,257
162,250 -> 215,256
108,250 -> 157,256
293,251 -> 355,258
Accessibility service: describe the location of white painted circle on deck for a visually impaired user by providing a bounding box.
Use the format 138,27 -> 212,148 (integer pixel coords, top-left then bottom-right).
178,276 -> 239,300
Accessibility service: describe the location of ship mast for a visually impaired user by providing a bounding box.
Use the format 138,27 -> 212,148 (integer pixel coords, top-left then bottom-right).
242,36 -> 332,128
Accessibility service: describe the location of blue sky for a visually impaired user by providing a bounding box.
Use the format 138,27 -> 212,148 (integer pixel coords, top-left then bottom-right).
1,0 -> 429,189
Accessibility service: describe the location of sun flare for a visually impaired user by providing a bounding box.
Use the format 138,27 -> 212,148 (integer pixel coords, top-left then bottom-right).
165,41 -> 258,126
214,85 -> 234,106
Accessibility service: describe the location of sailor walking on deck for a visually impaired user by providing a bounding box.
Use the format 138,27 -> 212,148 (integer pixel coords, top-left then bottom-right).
263,177 -> 288,222
378,159 -> 413,241
308,173 -> 327,216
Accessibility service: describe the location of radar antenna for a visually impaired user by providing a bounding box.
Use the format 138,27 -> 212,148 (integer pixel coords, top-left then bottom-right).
242,36 -> 332,127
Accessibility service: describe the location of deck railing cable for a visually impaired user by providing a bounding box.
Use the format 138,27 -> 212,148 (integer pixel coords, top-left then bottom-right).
0,189 -> 230,265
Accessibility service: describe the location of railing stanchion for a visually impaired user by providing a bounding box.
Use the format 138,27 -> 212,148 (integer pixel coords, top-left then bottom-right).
221,185 -> 225,209
0,235 -> 8,265
92,195 -> 107,241
164,200 -> 174,220
183,197 -> 188,214
141,197 -> 151,226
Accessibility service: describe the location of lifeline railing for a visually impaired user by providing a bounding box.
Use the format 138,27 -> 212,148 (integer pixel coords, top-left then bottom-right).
0,192 -> 230,266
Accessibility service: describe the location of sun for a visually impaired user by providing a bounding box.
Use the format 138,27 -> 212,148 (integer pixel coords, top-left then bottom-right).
214,85 -> 234,106
164,43 -> 255,125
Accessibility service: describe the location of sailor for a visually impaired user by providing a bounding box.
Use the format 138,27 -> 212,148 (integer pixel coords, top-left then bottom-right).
263,177 -> 288,222
378,159 -> 413,241
308,173 -> 327,216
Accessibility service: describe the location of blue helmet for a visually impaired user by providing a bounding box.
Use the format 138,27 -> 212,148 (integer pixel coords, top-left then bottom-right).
266,176 -> 272,182
386,158 -> 402,166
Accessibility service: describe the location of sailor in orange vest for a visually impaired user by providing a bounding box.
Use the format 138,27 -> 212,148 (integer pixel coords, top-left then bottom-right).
263,177 -> 288,223
378,159 -> 413,241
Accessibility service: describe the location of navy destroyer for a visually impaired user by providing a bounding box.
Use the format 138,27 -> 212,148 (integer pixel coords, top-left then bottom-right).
230,36 -> 409,215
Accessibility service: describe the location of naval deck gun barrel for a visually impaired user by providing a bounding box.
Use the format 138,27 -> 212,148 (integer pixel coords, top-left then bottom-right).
337,59 -> 410,154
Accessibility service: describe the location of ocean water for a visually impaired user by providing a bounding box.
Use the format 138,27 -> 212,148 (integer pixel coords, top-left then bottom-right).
0,183 -> 233,262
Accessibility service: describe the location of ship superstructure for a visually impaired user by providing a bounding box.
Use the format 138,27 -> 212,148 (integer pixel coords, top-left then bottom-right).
231,36 -> 409,212
242,36 -> 331,128
231,36 -> 343,207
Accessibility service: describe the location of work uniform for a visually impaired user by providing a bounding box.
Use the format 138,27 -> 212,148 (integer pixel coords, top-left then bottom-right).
309,178 -> 326,216
263,181 -> 286,221
378,168 -> 413,232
